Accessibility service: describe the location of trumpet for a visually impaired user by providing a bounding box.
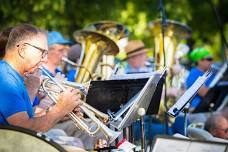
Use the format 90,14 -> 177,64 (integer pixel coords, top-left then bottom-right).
39,67 -> 120,143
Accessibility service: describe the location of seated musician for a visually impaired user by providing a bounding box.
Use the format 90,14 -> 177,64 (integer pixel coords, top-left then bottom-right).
33,31 -> 72,108
121,40 -> 173,140
123,40 -> 153,74
204,114 -> 228,139
186,47 -> 215,111
0,24 -> 82,134
35,31 -> 104,150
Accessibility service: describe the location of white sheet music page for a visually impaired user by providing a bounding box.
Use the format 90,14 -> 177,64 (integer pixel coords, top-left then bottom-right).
109,72 -> 156,80
152,138 -> 227,152
152,138 -> 190,152
187,142 -> 227,152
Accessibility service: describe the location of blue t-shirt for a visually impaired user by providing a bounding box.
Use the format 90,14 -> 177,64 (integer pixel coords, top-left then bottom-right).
67,69 -> 76,82
185,67 -> 215,108
0,61 -> 34,125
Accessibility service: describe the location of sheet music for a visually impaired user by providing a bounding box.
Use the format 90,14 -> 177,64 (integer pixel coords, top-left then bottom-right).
187,142 -> 227,152
152,137 -> 227,152
109,72 -> 157,80
152,138 -> 190,152
113,73 -> 161,130
168,71 -> 212,117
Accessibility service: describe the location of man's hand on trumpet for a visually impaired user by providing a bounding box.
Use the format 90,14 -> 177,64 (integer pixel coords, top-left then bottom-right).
60,107 -> 83,122
24,69 -> 42,101
55,88 -> 82,116
73,107 -> 84,118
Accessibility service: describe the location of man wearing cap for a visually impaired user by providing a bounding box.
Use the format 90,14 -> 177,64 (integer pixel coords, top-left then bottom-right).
186,47 -> 215,110
32,31 -> 72,107
43,31 -> 72,76
124,40 -> 152,74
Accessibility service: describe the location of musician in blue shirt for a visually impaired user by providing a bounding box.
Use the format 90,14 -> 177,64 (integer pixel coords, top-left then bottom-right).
0,24 -> 81,132
186,47 -> 215,110
0,60 -> 34,125
38,31 -> 103,149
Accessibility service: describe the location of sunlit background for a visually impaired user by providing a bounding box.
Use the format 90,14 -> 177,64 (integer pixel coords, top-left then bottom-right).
1,0 -> 227,60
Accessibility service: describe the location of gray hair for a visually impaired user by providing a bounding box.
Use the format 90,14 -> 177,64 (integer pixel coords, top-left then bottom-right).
5,24 -> 46,51
204,114 -> 224,131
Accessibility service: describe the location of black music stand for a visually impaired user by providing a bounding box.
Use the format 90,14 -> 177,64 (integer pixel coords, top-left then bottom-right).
193,81 -> 228,113
86,72 -> 165,116
168,70 -> 213,136
110,71 -> 165,130
194,63 -> 228,113
86,71 -> 166,152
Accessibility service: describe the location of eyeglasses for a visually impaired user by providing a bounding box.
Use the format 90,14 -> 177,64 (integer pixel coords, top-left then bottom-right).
17,43 -> 48,58
218,128 -> 228,133
203,57 -> 213,62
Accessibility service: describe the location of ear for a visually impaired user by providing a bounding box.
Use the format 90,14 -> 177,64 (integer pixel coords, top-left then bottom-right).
18,45 -> 26,59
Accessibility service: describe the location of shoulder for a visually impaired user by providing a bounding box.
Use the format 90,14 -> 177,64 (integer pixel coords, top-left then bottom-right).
188,67 -> 203,78
0,70 -> 23,96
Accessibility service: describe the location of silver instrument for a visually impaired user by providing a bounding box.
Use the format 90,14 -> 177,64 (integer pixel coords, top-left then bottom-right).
39,67 -> 120,143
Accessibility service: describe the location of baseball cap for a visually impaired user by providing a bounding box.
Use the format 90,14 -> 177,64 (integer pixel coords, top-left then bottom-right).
48,31 -> 72,47
190,47 -> 212,63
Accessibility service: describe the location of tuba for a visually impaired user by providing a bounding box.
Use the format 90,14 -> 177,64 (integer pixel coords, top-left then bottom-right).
149,19 -> 191,70
74,21 -> 129,81
86,21 -> 129,43
149,20 -> 192,121
73,30 -> 119,83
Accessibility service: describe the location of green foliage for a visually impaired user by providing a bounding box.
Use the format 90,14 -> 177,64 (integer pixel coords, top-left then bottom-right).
0,0 -> 227,60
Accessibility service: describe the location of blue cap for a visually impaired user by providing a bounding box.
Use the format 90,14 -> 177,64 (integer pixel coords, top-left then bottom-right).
48,31 -> 72,47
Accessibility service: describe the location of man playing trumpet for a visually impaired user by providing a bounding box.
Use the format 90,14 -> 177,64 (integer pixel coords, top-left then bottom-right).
36,30 -> 106,150
0,24 -> 82,132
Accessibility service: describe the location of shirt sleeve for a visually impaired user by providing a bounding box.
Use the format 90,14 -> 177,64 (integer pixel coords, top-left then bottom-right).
0,83 -> 27,119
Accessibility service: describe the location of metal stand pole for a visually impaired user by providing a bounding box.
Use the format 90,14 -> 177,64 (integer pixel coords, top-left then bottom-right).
183,103 -> 190,136
140,116 -> 145,152
130,124 -> 135,144
138,108 -> 146,152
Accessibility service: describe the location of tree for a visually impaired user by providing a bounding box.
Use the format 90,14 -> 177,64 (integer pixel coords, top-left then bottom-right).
0,0 -> 227,60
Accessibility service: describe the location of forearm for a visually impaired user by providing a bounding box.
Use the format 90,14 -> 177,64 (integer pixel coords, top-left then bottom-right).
30,106 -> 67,132
27,88 -> 38,102
9,106 -> 67,132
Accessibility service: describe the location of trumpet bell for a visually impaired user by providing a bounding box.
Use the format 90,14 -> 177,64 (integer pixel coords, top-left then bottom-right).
107,129 -> 121,144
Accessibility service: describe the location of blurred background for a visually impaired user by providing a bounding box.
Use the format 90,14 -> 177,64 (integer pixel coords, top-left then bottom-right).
0,0 -> 227,60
